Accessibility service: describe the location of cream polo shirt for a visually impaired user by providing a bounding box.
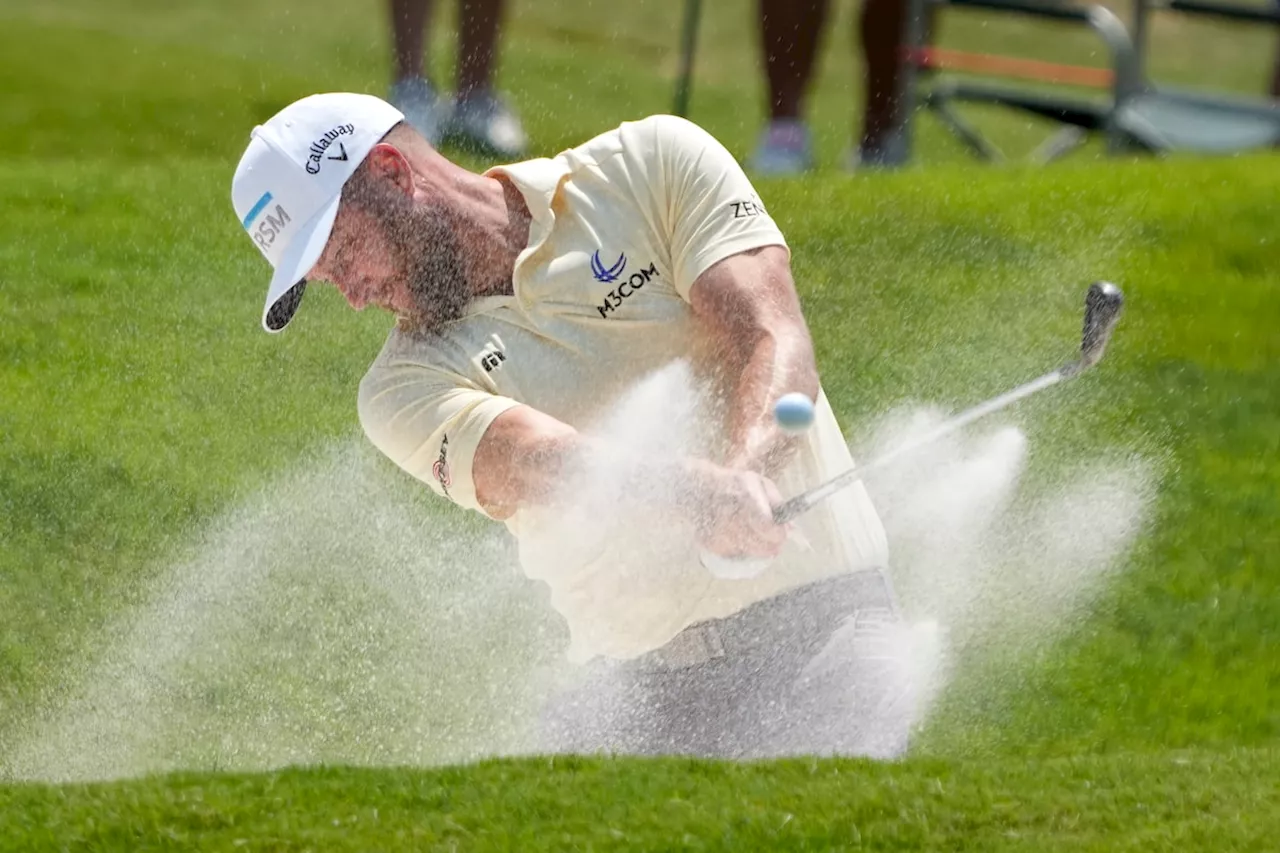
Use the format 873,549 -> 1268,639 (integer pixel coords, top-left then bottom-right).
358,115 -> 889,663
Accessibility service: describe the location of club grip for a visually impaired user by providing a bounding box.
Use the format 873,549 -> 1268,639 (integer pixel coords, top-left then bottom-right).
772,495 -> 809,525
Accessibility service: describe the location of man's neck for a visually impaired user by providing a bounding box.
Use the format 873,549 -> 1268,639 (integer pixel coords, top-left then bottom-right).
444,171 -> 531,299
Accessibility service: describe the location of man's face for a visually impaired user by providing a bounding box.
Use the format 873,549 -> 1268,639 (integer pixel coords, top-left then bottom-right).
309,199 -> 409,314
306,156 -> 470,332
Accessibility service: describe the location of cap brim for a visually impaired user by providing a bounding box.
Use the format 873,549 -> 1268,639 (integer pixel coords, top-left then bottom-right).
261,195 -> 341,333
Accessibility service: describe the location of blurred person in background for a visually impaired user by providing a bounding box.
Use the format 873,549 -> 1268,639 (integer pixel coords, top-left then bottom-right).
387,0 -> 528,158
1272,35 -> 1280,102
751,0 -> 913,174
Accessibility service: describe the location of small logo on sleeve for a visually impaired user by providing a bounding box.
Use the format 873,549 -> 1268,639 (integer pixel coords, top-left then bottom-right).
432,435 -> 452,497
729,198 -> 768,219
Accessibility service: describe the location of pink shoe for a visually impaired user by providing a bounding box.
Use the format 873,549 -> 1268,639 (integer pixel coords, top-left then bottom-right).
749,120 -> 814,175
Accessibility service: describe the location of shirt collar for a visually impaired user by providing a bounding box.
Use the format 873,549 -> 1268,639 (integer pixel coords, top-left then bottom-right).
482,156 -> 572,305
485,156 -> 570,233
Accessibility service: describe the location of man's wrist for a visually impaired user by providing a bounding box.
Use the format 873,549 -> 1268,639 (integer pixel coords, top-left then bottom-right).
671,457 -> 726,533
725,428 -> 798,477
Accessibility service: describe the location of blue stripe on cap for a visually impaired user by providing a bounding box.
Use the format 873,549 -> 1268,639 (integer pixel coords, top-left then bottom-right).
242,192 -> 273,230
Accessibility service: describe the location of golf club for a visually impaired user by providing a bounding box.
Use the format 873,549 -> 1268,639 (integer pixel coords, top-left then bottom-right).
701,281 -> 1124,578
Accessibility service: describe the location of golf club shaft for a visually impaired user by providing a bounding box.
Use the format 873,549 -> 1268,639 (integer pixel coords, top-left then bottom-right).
701,282 -> 1122,577
772,281 -> 1123,524
773,363 -> 1074,524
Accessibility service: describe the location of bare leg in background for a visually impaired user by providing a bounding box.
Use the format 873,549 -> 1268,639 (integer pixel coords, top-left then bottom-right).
759,0 -> 831,123
386,0 -> 527,156
857,0 -> 911,164
750,0 -> 830,173
457,0 -> 505,100
390,0 -> 433,83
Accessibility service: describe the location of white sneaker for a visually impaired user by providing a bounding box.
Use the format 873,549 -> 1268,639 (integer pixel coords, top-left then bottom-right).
748,120 -> 814,176
445,91 -> 528,159
389,77 -> 446,146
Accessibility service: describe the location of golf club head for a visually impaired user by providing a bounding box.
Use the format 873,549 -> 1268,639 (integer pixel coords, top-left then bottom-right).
1079,281 -> 1124,369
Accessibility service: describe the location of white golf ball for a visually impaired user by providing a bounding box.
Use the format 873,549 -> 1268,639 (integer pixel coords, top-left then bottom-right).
774,392 -> 815,433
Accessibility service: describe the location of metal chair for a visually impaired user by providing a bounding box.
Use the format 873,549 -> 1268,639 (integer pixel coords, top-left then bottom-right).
896,0 -> 1146,163
673,0 -> 703,117
1120,0 -> 1280,152
897,0 -> 1280,163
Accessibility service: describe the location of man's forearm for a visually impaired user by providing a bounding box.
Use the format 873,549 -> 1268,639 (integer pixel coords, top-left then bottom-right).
722,324 -> 820,476
473,405 -> 717,519
687,246 -> 821,478
472,407 -> 589,518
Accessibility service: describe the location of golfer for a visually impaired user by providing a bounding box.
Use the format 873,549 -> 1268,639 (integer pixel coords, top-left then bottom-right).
231,93 -> 911,758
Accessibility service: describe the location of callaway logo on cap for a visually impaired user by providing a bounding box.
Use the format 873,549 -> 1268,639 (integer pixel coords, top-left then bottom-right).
230,93 -> 405,332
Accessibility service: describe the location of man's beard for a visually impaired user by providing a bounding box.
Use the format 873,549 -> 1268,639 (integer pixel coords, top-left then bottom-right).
392,205 -> 472,335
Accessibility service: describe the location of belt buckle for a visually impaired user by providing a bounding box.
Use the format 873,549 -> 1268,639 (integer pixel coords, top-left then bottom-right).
645,624 -> 726,671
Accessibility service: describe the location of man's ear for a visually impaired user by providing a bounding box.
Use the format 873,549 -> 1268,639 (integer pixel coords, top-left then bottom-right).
364,143 -> 414,197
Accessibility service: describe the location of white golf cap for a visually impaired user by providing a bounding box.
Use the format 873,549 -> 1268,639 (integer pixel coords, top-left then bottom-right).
231,93 -> 405,332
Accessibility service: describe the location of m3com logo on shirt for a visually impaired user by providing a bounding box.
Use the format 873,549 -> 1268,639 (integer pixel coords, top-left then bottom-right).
596,258 -> 660,319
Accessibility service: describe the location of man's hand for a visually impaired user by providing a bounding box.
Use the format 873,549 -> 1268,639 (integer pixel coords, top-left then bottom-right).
473,406 -> 789,560
680,459 -> 789,559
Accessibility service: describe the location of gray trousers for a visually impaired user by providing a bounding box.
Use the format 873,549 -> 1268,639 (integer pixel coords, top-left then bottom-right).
542,570 -> 915,760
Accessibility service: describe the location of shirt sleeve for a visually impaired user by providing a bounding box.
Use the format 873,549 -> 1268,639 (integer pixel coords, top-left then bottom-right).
358,362 -> 521,517
629,114 -> 790,301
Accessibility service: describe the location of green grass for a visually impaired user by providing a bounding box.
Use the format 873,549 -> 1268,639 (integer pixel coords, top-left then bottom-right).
3,0 -> 1280,847
4,749 -> 1280,851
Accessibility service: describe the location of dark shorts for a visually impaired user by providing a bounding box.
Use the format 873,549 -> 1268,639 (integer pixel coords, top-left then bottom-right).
541,569 -> 916,760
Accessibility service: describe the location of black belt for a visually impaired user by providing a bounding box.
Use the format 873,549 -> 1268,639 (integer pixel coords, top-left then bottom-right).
634,569 -> 897,672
